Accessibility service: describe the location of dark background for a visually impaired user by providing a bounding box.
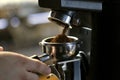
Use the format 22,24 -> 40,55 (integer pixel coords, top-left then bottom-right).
100,1 -> 120,80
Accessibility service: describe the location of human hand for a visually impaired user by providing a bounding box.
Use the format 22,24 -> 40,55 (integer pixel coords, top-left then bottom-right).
0,51 -> 51,80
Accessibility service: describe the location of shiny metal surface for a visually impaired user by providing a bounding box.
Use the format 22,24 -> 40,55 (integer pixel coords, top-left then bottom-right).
48,11 -> 71,26
39,36 -> 80,61
48,10 -> 75,28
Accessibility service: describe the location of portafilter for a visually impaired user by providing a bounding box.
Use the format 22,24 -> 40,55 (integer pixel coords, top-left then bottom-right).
39,36 -> 81,61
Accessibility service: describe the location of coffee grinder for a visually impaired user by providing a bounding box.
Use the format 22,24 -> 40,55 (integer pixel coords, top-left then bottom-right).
36,0 -> 102,80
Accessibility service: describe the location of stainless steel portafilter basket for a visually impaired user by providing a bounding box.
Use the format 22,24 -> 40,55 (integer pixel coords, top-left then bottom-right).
39,36 -> 81,61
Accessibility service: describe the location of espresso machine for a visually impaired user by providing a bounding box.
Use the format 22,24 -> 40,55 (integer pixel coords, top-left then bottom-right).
33,0 -> 102,80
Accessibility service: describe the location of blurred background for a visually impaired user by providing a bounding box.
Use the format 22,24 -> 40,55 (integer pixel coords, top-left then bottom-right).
0,0 -> 63,56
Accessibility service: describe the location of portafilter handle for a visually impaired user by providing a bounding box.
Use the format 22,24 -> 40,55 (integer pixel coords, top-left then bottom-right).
30,54 -> 65,80
30,53 -> 56,65
31,54 -> 50,62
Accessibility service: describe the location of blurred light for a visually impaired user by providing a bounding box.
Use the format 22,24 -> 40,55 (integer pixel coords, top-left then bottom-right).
27,12 -> 50,25
0,19 -> 8,30
10,17 -> 20,28
0,0 -> 37,7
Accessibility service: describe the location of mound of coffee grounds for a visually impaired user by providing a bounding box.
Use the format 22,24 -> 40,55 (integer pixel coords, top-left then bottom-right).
51,26 -> 73,43
51,34 -> 73,43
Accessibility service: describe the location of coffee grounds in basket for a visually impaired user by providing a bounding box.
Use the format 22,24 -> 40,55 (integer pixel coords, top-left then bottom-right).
51,34 -> 73,43
51,26 -> 73,43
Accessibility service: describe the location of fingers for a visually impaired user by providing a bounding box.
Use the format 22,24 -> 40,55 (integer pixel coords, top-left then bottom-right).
0,51 -> 51,80
23,71 -> 39,80
25,58 -> 51,75
0,51 -> 51,75
0,46 -> 3,51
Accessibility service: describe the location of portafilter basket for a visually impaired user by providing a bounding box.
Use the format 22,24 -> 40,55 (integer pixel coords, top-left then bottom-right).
39,36 -> 81,61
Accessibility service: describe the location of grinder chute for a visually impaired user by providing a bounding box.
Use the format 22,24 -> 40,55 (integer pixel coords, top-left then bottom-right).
48,10 -> 76,28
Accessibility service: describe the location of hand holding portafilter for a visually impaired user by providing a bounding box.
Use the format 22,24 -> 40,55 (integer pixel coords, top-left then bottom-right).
31,55 -> 62,80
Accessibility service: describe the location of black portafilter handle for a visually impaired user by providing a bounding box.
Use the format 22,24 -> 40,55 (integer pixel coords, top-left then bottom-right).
30,53 -> 52,63
31,54 -> 65,80
30,54 -> 52,76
